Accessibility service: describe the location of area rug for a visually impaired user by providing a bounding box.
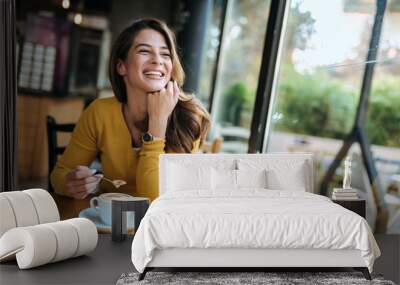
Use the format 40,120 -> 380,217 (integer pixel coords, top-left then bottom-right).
116,271 -> 395,285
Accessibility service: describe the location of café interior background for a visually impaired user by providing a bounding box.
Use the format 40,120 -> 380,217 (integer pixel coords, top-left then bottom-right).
14,0 -> 400,234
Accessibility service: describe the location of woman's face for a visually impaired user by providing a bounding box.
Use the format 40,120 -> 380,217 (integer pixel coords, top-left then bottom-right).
118,29 -> 173,93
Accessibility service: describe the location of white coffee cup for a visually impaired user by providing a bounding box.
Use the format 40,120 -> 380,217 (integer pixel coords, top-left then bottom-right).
90,193 -> 135,226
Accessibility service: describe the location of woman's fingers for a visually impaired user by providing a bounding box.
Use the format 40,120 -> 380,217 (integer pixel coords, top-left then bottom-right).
72,190 -> 89,200
66,186 -> 88,199
66,175 -> 100,187
81,181 -> 99,193
65,166 -> 101,199
148,81 -> 177,117
66,165 -> 94,180
166,81 -> 174,97
147,80 -> 180,138
173,81 -> 180,102
173,81 -> 179,95
158,81 -> 174,98
67,180 -> 99,195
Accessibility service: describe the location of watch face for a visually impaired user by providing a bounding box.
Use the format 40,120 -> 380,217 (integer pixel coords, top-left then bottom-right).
142,132 -> 153,142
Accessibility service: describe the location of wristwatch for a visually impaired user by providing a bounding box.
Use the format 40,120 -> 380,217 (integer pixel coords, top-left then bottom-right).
142,132 -> 154,142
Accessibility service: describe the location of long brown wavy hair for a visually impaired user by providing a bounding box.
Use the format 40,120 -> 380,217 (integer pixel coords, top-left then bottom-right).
109,18 -> 210,153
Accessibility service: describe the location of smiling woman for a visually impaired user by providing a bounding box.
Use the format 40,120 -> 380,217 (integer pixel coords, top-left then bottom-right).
50,18 -> 210,202
120,32 -> 174,94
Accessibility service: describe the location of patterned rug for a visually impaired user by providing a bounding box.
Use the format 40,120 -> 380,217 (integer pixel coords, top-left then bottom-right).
116,271 -> 395,285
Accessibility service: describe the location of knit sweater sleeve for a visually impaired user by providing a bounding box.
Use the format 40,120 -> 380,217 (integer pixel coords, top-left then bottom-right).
50,101 -> 100,197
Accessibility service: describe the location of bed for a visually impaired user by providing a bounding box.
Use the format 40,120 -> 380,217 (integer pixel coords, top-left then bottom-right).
131,153 -> 380,280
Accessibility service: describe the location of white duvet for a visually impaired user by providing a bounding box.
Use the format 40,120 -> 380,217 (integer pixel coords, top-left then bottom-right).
131,190 -> 380,273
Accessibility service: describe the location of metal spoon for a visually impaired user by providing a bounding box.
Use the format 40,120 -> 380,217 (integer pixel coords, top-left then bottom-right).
92,170 -> 127,189
100,177 -> 127,189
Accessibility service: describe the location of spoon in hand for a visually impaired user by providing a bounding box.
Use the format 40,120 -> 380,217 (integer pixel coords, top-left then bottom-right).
92,170 -> 127,189
100,177 -> 127,189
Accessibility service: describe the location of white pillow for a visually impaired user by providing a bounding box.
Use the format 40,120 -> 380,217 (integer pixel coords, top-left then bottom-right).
237,159 -> 309,191
212,168 -> 237,190
266,164 -> 307,191
167,163 -> 212,191
236,169 -> 267,188
211,169 -> 268,190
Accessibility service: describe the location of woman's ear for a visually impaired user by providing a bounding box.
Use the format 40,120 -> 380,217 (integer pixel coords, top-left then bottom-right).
116,60 -> 126,76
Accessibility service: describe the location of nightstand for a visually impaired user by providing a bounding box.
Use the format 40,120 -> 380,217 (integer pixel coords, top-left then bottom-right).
332,199 -> 366,218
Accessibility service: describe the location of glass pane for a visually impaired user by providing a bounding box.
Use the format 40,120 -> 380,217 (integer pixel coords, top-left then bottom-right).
198,0 -> 226,109
266,0 -> 400,233
267,0 -> 376,192
210,0 -> 271,153
367,0 -> 400,234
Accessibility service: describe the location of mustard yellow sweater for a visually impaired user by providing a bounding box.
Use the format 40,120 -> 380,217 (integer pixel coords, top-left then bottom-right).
50,97 -> 199,201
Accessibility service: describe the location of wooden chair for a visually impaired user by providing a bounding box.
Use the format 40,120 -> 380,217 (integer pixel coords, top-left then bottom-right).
200,137 -> 223,153
46,116 -> 75,192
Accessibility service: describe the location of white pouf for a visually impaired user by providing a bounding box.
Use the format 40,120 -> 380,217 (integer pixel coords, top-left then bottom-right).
0,191 -> 39,227
0,196 -> 17,237
0,218 -> 98,269
23,189 -> 60,224
0,225 -> 57,268
66,218 -> 98,257
42,221 -> 79,262
0,189 -> 60,238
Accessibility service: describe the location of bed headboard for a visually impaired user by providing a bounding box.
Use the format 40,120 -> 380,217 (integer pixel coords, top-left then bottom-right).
159,153 -> 314,195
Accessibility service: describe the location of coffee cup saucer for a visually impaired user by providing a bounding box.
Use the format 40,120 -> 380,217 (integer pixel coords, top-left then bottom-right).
79,208 -> 110,232
79,208 -> 134,233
